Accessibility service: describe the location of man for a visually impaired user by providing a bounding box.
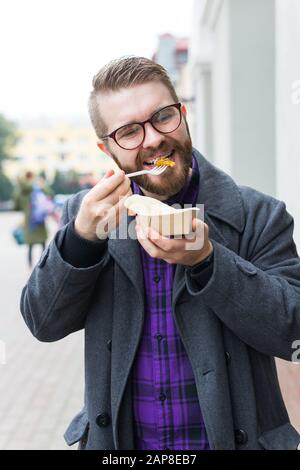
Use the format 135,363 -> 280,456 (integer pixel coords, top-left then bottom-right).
21,56 -> 300,450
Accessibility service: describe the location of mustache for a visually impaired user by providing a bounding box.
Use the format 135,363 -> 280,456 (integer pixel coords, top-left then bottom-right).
137,141 -> 183,164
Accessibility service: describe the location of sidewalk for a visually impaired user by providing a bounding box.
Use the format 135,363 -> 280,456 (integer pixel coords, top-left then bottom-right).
0,212 -> 84,450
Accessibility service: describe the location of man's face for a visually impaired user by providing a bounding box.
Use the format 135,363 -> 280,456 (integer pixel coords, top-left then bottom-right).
98,82 -> 193,199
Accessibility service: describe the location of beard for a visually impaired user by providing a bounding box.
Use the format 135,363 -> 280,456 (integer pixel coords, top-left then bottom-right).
109,124 -> 193,199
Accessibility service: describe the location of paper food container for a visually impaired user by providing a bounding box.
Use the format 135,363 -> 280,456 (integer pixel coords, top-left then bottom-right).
124,194 -> 200,237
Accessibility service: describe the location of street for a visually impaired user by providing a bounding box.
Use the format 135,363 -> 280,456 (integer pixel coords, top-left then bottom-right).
0,211 -> 84,450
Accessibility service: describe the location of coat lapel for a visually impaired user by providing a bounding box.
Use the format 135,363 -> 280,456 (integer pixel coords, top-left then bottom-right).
108,214 -> 144,449
173,295 -> 236,449
173,149 -> 245,303
108,214 -> 144,297
173,149 -> 242,305
172,150 -> 246,449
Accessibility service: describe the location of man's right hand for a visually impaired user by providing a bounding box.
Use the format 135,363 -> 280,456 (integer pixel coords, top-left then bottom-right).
74,168 -> 132,241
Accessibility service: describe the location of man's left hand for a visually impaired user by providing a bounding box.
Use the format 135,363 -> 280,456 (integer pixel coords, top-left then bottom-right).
135,217 -> 213,267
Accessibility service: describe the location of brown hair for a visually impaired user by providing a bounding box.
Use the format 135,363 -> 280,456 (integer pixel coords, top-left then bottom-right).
25,171 -> 34,180
88,56 -> 179,139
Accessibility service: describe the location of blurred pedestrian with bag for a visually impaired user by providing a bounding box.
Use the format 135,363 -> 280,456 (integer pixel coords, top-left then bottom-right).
14,171 -> 54,267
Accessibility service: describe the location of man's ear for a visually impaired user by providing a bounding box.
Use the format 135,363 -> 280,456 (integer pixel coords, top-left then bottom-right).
181,104 -> 187,116
97,141 -> 112,157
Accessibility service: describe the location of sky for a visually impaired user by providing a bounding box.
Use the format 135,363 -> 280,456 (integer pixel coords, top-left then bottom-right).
0,0 -> 194,121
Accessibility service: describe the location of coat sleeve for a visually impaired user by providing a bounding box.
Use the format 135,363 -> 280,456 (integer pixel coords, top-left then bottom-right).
20,192 -> 110,342
185,190 -> 300,361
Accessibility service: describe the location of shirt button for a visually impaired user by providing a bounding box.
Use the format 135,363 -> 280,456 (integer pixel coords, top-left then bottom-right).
159,392 -> 167,402
153,275 -> 161,283
156,334 -> 163,342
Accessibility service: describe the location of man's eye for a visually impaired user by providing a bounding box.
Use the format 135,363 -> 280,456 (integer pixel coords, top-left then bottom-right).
118,126 -> 140,139
123,130 -> 136,137
155,110 -> 173,123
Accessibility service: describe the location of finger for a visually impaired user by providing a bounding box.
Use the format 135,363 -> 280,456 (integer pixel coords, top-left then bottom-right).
184,218 -> 206,251
145,223 -> 199,254
87,169 -> 126,201
95,192 -> 130,237
104,168 -> 115,179
95,202 -> 121,239
128,208 -> 137,216
115,191 -> 132,224
185,218 -> 204,240
136,224 -> 166,258
191,217 -> 204,234
192,217 -> 198,232
146,226 -> 183,253
94,187 -> 132,221
99,177 -> 131,208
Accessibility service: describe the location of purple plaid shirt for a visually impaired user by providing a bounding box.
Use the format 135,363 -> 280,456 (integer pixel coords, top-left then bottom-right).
131,154 -> 210,450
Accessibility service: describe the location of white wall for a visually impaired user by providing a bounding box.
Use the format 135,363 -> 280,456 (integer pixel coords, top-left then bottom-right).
211,0 -> 232,174
230,0 -> 276,197
191,0 -> 300,246
275,0 -> 300,248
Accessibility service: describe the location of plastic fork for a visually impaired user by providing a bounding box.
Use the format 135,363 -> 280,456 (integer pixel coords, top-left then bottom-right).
126,165 -> 168,178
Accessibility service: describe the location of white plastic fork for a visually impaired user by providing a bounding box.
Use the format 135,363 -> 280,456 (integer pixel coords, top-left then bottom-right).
126,165 -> 168,178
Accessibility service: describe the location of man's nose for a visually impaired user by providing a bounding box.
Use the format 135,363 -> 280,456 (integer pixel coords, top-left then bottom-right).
142,122 -> 165,149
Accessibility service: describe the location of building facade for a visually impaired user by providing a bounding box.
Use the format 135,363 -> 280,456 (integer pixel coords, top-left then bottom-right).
190,0 -> 300,432
4,118 -> 112,182
190,0 -> 300,245
153,33 -> 195,139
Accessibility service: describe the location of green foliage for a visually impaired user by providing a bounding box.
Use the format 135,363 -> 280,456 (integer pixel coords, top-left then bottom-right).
0,114 -> 19,171
39,170 -> 47,180
0,171 -> 13,201
51,169 -> 82,195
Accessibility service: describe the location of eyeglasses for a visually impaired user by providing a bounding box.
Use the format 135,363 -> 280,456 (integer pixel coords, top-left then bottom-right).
101,103 -> 182,150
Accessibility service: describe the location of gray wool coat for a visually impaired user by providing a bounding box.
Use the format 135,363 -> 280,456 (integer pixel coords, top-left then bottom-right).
20,149 -> 300,450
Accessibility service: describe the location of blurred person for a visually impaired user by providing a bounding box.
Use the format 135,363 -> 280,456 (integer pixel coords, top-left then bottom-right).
79,173 -> 98,190
20,57 -> 300,450
14,171 -> 53,267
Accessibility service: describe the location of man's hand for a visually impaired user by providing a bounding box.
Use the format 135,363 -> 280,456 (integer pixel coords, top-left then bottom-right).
75,169 -> 132,241
135,217 -> 213,266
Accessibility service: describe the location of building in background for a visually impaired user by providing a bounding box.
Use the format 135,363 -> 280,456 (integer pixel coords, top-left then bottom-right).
190,0 -> 300,432
4,117 -> 112,183
153,33 -> 195,138
190,0 -> 300,245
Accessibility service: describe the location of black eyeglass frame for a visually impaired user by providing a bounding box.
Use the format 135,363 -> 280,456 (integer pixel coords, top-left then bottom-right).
101,102 -> 182,150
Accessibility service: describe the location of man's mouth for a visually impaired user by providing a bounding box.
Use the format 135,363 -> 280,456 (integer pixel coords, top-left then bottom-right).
142,150 -> 175,169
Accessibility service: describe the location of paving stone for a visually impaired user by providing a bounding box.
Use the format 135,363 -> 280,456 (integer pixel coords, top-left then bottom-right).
0,213 -> 84,450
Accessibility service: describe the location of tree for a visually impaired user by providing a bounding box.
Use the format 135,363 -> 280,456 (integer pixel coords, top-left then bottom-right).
0,172 -> 13,201
39,169 -> 47,180
0,114 -> 18,202
0,114 -> 19,172
51,169 -> 82,195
